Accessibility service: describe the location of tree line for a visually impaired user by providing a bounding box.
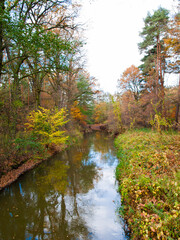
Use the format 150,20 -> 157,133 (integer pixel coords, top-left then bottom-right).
93,6 -> 179,133
0,0 -> 96,137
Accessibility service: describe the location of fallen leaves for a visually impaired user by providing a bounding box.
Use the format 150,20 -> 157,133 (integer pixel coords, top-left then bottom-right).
115,130 -> 180,239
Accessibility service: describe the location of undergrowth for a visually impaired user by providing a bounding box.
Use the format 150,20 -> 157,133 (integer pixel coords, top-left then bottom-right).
115,129 -> 180,239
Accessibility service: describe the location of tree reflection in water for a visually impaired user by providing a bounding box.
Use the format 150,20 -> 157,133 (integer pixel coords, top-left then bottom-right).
0,133 -> 127,240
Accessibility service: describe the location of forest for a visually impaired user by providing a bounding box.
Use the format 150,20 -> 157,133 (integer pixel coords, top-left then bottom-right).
0,0 -> 179,239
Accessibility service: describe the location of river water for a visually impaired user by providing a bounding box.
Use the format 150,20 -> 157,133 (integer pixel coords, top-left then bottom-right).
0,132 -> 128,240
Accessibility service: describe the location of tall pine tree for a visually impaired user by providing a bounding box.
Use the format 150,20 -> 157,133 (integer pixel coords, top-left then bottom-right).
139,7 -> 169,115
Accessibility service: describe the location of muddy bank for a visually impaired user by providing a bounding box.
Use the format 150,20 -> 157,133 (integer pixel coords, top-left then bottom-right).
0,156 -> 50,191
89,124 -> 121,137
90,123 -> 108,131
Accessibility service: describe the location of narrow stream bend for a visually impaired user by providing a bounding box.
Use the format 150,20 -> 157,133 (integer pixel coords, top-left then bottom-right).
0,132 -> 128,240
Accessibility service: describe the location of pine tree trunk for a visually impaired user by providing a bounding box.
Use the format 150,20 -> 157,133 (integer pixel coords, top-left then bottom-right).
0,0 -> 5,82
156,36 -> 160,103
159,42 -> 165,116
175,74 -> 180,126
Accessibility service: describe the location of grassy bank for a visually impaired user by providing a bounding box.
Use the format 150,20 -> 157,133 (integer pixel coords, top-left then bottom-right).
115,129 -> 180,239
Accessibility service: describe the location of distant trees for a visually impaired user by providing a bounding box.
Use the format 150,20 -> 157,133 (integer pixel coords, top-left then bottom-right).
70,71 -> 96,125
113,6 -> 179,130
77,5 -> 179,133
118,65 -> 143,101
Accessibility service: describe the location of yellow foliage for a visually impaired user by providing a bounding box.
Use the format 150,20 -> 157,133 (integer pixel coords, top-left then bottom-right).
70,101 -> 87,124
93,102 -> 107,124
25,107 -> 69,148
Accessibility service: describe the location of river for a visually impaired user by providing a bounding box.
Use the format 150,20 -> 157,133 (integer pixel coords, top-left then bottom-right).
0,132 -> 128,240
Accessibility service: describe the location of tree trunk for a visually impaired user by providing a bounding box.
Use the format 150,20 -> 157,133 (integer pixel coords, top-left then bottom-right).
0,0 -> 5,82
32,75 -> 42,109
11,74 -> 21,135
156,36 -> 160,102
175,74 -> 180,125
36,89 -> 41,108
28,80 -> 30,109
159,42 -> 165,116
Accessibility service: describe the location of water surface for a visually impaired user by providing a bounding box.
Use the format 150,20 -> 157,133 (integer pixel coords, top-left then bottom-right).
0,132 -> 128,240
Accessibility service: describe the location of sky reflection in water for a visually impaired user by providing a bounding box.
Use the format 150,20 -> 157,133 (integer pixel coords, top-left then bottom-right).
0,132 -> 128,240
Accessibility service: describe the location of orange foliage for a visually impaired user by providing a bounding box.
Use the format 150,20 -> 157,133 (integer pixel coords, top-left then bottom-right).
70,101 -> 87,124
164,14 -> 180,55
118,65 -> 142,101
93,102 -> 107,124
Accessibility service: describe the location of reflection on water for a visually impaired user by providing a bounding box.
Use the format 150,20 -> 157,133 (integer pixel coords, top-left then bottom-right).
0,132 -> 128,240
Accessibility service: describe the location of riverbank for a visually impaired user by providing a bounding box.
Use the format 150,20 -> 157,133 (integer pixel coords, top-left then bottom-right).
0,125 -> 103,191
115,129 -> 180,239
0,132 -> 82,191
0,155 -> 49,191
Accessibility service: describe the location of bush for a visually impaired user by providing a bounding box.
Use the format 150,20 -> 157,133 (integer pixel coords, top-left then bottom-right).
14,134 -> 44,154
25,107 -> 69,149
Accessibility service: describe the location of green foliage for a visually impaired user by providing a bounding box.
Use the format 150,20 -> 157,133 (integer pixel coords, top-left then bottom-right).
25,107 -> 69,148
130,118 -> 136,129
150,113 -> 169,133
75,73 -> 95,124
112,96 -> 123,132
12,100 -> 23,108
115,130 -> 180,239
139,7 -> 169,54
138,7 -> 169,81
150,102 -> 170,133
14,135 -> 44,154
0,132 -> 46,176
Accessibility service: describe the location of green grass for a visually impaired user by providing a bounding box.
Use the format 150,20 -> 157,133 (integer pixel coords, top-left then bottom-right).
115,129 -> 180,240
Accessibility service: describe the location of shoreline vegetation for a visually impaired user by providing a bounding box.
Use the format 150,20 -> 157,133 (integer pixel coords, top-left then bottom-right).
0,121 -> 107,191
0,135 -> 83,191
0,107 -> 81,191
115,129 -> 180,240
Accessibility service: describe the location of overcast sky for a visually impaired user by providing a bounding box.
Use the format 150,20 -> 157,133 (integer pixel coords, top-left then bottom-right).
78,0 -> 178,94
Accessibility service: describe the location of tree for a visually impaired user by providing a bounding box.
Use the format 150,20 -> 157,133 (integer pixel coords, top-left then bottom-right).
26,30 -> 73,108
0,0 -> 4,82
139,7 -> 169,115
93,101 -> 108,124
25,107 -> 69,149
118,65 -> 143,101
70,71 -> 96,125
